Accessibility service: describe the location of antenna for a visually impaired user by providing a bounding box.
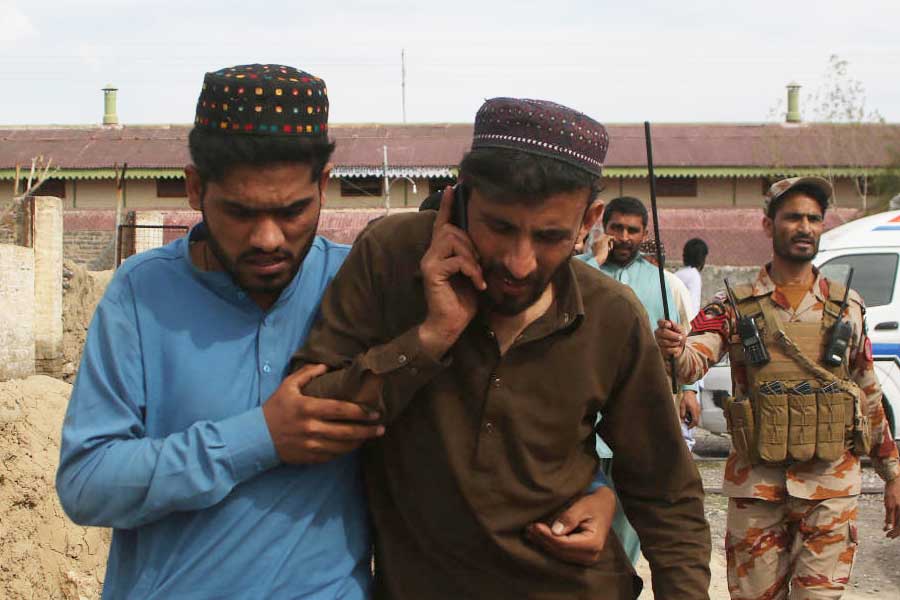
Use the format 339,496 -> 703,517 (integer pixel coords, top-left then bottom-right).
401,48 -> 407,123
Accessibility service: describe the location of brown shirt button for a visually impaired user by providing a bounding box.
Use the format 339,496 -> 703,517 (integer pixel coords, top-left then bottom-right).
484,421 -> 495,433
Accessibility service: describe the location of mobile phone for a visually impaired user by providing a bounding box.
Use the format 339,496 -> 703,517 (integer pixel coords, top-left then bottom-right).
451,183 -> 468,231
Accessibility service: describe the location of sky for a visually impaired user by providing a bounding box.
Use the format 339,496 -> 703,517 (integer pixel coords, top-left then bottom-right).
2,0 -> 899,126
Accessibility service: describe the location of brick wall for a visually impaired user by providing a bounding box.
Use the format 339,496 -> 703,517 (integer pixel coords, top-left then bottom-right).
0,245 -> 35,381
63,211 -> 118,269
59,206 -> 865,269
64,231 -> 116,269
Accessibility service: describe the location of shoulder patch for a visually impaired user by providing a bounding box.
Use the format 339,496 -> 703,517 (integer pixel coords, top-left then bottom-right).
691,301 -> 730,340
855,336 -> 874,369
701,300 -> 727,318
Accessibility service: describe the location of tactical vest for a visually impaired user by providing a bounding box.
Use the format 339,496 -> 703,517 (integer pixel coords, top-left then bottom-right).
723,281 -> 871,465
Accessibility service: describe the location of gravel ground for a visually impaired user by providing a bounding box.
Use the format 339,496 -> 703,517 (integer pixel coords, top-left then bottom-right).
635,428 -> 900,599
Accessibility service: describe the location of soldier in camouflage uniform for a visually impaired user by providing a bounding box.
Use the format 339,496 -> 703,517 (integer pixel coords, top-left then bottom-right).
656,176 -> 900,599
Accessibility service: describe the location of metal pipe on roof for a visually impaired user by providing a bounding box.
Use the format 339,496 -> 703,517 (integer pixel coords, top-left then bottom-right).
786,82 -> 802,124
103,85 -> 119,126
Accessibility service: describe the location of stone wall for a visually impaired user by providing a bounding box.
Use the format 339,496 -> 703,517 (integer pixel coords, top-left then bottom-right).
0,245 -> 35,381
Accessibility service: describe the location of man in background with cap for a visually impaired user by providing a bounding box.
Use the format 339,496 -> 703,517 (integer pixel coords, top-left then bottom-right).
294,97 -> 711,599
57,64 -> 382,598
656,177 -> 900,598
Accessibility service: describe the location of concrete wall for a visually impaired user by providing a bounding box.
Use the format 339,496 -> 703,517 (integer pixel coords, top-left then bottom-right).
64,177 -> 434,211
326,178 -> 430,209
596,176 -> 876,210
47,174 -> 889,212
64,179 -> 189,210
599,177 -> 743,208
0,245 -> 36,381
695,265 -> 760,308
32,197 -> 64,375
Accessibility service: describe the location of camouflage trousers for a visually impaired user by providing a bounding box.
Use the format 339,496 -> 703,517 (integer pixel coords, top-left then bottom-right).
725,496 -> 858,600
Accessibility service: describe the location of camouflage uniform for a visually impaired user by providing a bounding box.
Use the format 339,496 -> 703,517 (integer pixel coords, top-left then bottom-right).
676,266 -> 900,599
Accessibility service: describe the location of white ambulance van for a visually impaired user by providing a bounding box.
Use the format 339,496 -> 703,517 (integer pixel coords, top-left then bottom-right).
816,209 -> 900,439
815,209 -> 900,359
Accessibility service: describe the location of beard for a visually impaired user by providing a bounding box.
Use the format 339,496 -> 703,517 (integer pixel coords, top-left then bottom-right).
480,260 -> 562,316
773,232 -> 819,264
608,240 -> 639,266
201,210 -> 317,296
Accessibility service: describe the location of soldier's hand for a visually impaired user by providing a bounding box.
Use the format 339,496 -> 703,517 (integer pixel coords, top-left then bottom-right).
681,390 -> 701,428
418,186 -> 486,360
262,364 -> 385,465
885,477 -> 900,539
656,319 -> 687,359
525,486 -> 616,565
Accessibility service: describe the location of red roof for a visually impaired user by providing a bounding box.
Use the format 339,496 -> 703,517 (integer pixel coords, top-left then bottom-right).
3,122 -> 899,172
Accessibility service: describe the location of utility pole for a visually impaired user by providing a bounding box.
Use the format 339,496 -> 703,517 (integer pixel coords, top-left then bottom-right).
401,48 -> 407,123
383,145 -> 391,215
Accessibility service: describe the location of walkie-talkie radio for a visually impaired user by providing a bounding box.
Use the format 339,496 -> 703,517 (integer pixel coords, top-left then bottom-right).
724,278 -> 770,367
824,268 -> 854,367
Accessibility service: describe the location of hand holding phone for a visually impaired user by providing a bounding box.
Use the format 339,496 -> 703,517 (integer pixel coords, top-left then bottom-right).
451,183 -> 468,231
416,186 -> 484,359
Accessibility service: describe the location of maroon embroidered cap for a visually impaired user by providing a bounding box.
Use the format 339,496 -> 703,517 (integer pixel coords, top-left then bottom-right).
194,64 -> 328,137
471,98 -> 608,177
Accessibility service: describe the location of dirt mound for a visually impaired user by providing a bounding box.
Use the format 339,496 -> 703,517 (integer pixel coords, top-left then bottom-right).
62,261 -> 112,382
0,376 -> 109,599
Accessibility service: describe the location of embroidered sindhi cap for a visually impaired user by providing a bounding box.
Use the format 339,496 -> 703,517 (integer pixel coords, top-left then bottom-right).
194,64 -> 328,137
764,176 -> 833,213
471,98 -> 608,177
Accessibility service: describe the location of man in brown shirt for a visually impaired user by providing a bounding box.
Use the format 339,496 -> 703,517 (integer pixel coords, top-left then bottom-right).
294,98 -> 711,599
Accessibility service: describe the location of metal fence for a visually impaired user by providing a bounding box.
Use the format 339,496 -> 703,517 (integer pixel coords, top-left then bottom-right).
116,224 -> 189,266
